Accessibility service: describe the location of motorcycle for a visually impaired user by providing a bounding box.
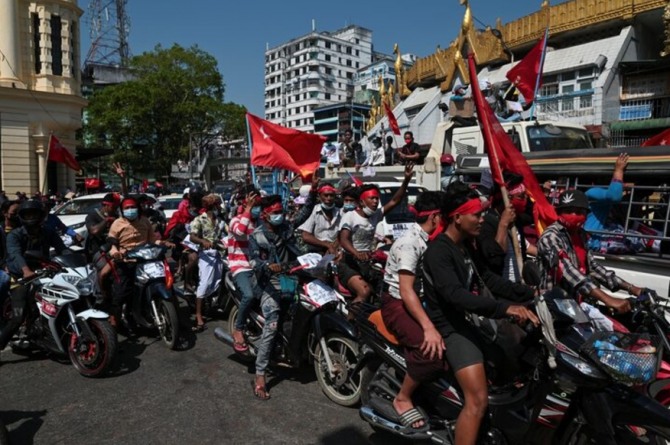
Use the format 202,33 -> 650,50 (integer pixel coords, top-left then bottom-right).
214,256 -> 364,406
352,288 -> 670,444
120,244 -> 180,349
173,240 -> 232,318
9,251 -> 117,377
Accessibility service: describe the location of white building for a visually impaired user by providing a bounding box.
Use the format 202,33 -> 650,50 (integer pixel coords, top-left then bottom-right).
0,0 -> 86,194
264,25 -> 373,132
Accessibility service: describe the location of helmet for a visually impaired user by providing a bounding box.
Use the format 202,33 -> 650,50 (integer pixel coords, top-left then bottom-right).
18,199 -> 46,228
440,154 -> 455,166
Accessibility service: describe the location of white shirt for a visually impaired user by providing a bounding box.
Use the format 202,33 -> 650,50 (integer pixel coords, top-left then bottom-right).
298,204 -> 342,244
363,146 -> 386,166
384,223 -> 429,299
340,207 -> 384,252
321,143 -> 340,166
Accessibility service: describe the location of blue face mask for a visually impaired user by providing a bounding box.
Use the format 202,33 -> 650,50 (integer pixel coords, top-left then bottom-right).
442,166 -> 453,176
251,206 -> 261,218
268,214 -> 284,226
124,208 -> 139,221
343,203 -> 356,212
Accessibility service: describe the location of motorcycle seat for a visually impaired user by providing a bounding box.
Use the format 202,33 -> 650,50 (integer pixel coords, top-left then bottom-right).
368,310 -> 400,346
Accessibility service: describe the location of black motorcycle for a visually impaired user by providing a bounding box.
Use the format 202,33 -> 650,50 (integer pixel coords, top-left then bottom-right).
214,262 -> 364,406
351,289 -> 670,444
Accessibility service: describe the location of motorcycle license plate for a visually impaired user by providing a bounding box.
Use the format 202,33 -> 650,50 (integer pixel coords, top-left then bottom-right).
303,280 -> 340,307
139,261 -> 165,278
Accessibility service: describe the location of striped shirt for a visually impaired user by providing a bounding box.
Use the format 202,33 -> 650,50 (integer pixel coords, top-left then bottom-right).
227,210 -> 256,276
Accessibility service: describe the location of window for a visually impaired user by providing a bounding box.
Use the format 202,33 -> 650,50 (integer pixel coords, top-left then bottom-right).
32,13 -> 41,74
50,15 -> 63,75
561,85 -> 574,111
325,54 -> 331,62
71,21 -> 78,76
562,71 -> 575,81
325,93 -> 331,100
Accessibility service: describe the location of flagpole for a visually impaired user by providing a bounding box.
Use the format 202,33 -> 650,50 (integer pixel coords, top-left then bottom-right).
468,55 -> 525,281
529,28 -> 549,121
42,133 -> 53,195
245,114 -> 258,189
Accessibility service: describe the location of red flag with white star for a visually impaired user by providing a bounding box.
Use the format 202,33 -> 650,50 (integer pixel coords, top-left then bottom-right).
642,128 -> 670,147
246,113 -> 326,178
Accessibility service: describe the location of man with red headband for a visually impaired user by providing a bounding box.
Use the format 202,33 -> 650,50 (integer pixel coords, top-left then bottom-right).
478,172 -> 536,282
248,192 -> 316,400
338,164 -> 415,305
423,181 -> 537,445
298,182 -> 342,255
381,191 -> 448,431
397,131 -> 420,165
108,196 -> 168,328
537,189 -> 637,314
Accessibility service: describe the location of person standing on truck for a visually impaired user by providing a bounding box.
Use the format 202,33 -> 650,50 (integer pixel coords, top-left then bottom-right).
384,135 -> 395,166
339,129 -> 357,168
397,131 -> 421,165
537,189 -> 639,313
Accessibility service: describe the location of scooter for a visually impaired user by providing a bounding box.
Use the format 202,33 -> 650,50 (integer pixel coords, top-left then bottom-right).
214,258 -> 364,406
121,244 -> 180,349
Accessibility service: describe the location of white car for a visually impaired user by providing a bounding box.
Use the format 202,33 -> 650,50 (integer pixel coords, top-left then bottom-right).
157,194 -> 184,220
52,192 -> 160,239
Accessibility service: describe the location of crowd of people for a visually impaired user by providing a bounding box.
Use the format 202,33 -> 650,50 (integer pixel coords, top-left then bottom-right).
0,153 -> 657,444
321,128 -> 423,169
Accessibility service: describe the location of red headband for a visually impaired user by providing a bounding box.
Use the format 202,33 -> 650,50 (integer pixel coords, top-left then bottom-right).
318,185 -> 337,194
122,198 -> 138,209
408,206 -> 441,218
508,183 -> 526,196
360,189 -> 380,200
264,202 -> 283,213
448,198 -> 486,218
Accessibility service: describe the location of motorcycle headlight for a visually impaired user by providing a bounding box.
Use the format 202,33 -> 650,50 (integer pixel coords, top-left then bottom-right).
559,352 -> 606,379
75,278 -> 93,296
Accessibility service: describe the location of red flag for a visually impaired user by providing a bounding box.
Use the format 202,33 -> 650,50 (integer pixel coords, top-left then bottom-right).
469,54 -> 557,234
141,179 -> 149,192
246,113 -> 326,178
641,128 -> 670,147
84,178 -> 102,189
505,31 -> 548,104
48,135 -> 81,172
384,102 -> 401,136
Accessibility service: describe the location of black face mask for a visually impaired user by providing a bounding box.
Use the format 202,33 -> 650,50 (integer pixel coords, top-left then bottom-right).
7,216 -> 19,226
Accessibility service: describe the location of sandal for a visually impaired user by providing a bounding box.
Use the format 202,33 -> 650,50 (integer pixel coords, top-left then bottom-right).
397,407 -> 429,431
233,341 -> 250,354
251,380 -> 271,400
191,323 -> 205,333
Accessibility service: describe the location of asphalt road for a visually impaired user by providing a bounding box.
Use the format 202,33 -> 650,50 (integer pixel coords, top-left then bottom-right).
0,306 -> 412,445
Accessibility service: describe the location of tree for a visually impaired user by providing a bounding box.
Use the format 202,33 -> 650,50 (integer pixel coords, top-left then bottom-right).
85,44 -> 246,177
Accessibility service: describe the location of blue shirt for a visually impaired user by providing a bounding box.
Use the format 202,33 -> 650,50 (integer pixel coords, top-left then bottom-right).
585,180 -> 623,251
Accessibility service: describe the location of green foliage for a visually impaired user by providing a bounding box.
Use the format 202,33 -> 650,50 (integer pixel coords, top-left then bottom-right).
84,44 -> 246,176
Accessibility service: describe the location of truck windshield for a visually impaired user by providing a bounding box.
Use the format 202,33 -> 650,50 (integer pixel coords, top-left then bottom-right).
526,125 -> 593,151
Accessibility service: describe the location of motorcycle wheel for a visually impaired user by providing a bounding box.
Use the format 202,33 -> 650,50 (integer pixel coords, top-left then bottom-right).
68,319 -> 117,378
313,334 -> 363,407
157,299 -> 180,350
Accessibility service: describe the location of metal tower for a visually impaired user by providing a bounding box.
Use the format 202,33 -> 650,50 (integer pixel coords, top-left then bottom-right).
84,0 -> 131,67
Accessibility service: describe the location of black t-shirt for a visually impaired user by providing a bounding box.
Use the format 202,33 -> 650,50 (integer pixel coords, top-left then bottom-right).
84,209 -> 109,258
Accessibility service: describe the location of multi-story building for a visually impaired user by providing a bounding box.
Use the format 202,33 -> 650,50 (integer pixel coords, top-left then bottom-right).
264,25 -> 373,133
0,0 -> 86,193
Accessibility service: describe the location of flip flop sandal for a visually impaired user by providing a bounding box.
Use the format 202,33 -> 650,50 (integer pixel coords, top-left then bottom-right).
233,341 -> 250,354
251,380 -> 271,401
398,407 -> 430,432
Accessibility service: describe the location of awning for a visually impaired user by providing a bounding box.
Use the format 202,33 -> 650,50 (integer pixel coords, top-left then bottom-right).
609,118 -> 670,131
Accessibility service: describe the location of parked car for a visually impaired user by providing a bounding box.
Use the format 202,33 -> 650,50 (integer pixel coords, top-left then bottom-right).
157,194 -> 184,220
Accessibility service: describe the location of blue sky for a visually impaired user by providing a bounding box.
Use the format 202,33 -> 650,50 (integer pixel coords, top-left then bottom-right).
81,0 -> 561,115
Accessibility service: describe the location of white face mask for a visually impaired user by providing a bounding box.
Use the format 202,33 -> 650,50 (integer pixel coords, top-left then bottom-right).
321,202 -> 335,211
361,205 -> 376,216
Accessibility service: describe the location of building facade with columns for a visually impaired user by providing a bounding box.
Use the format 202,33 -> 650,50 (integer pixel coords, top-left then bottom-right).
0,0 -> 86,195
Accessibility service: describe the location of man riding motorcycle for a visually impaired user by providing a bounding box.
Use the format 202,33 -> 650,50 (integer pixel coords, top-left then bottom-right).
0,199 -> 68,352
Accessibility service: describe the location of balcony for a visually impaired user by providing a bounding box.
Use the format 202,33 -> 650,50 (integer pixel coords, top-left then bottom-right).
618,97 -> 670,121
534,90 -> 596,123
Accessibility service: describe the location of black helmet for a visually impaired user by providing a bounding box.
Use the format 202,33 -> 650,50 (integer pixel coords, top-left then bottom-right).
18,199 -> 46,228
